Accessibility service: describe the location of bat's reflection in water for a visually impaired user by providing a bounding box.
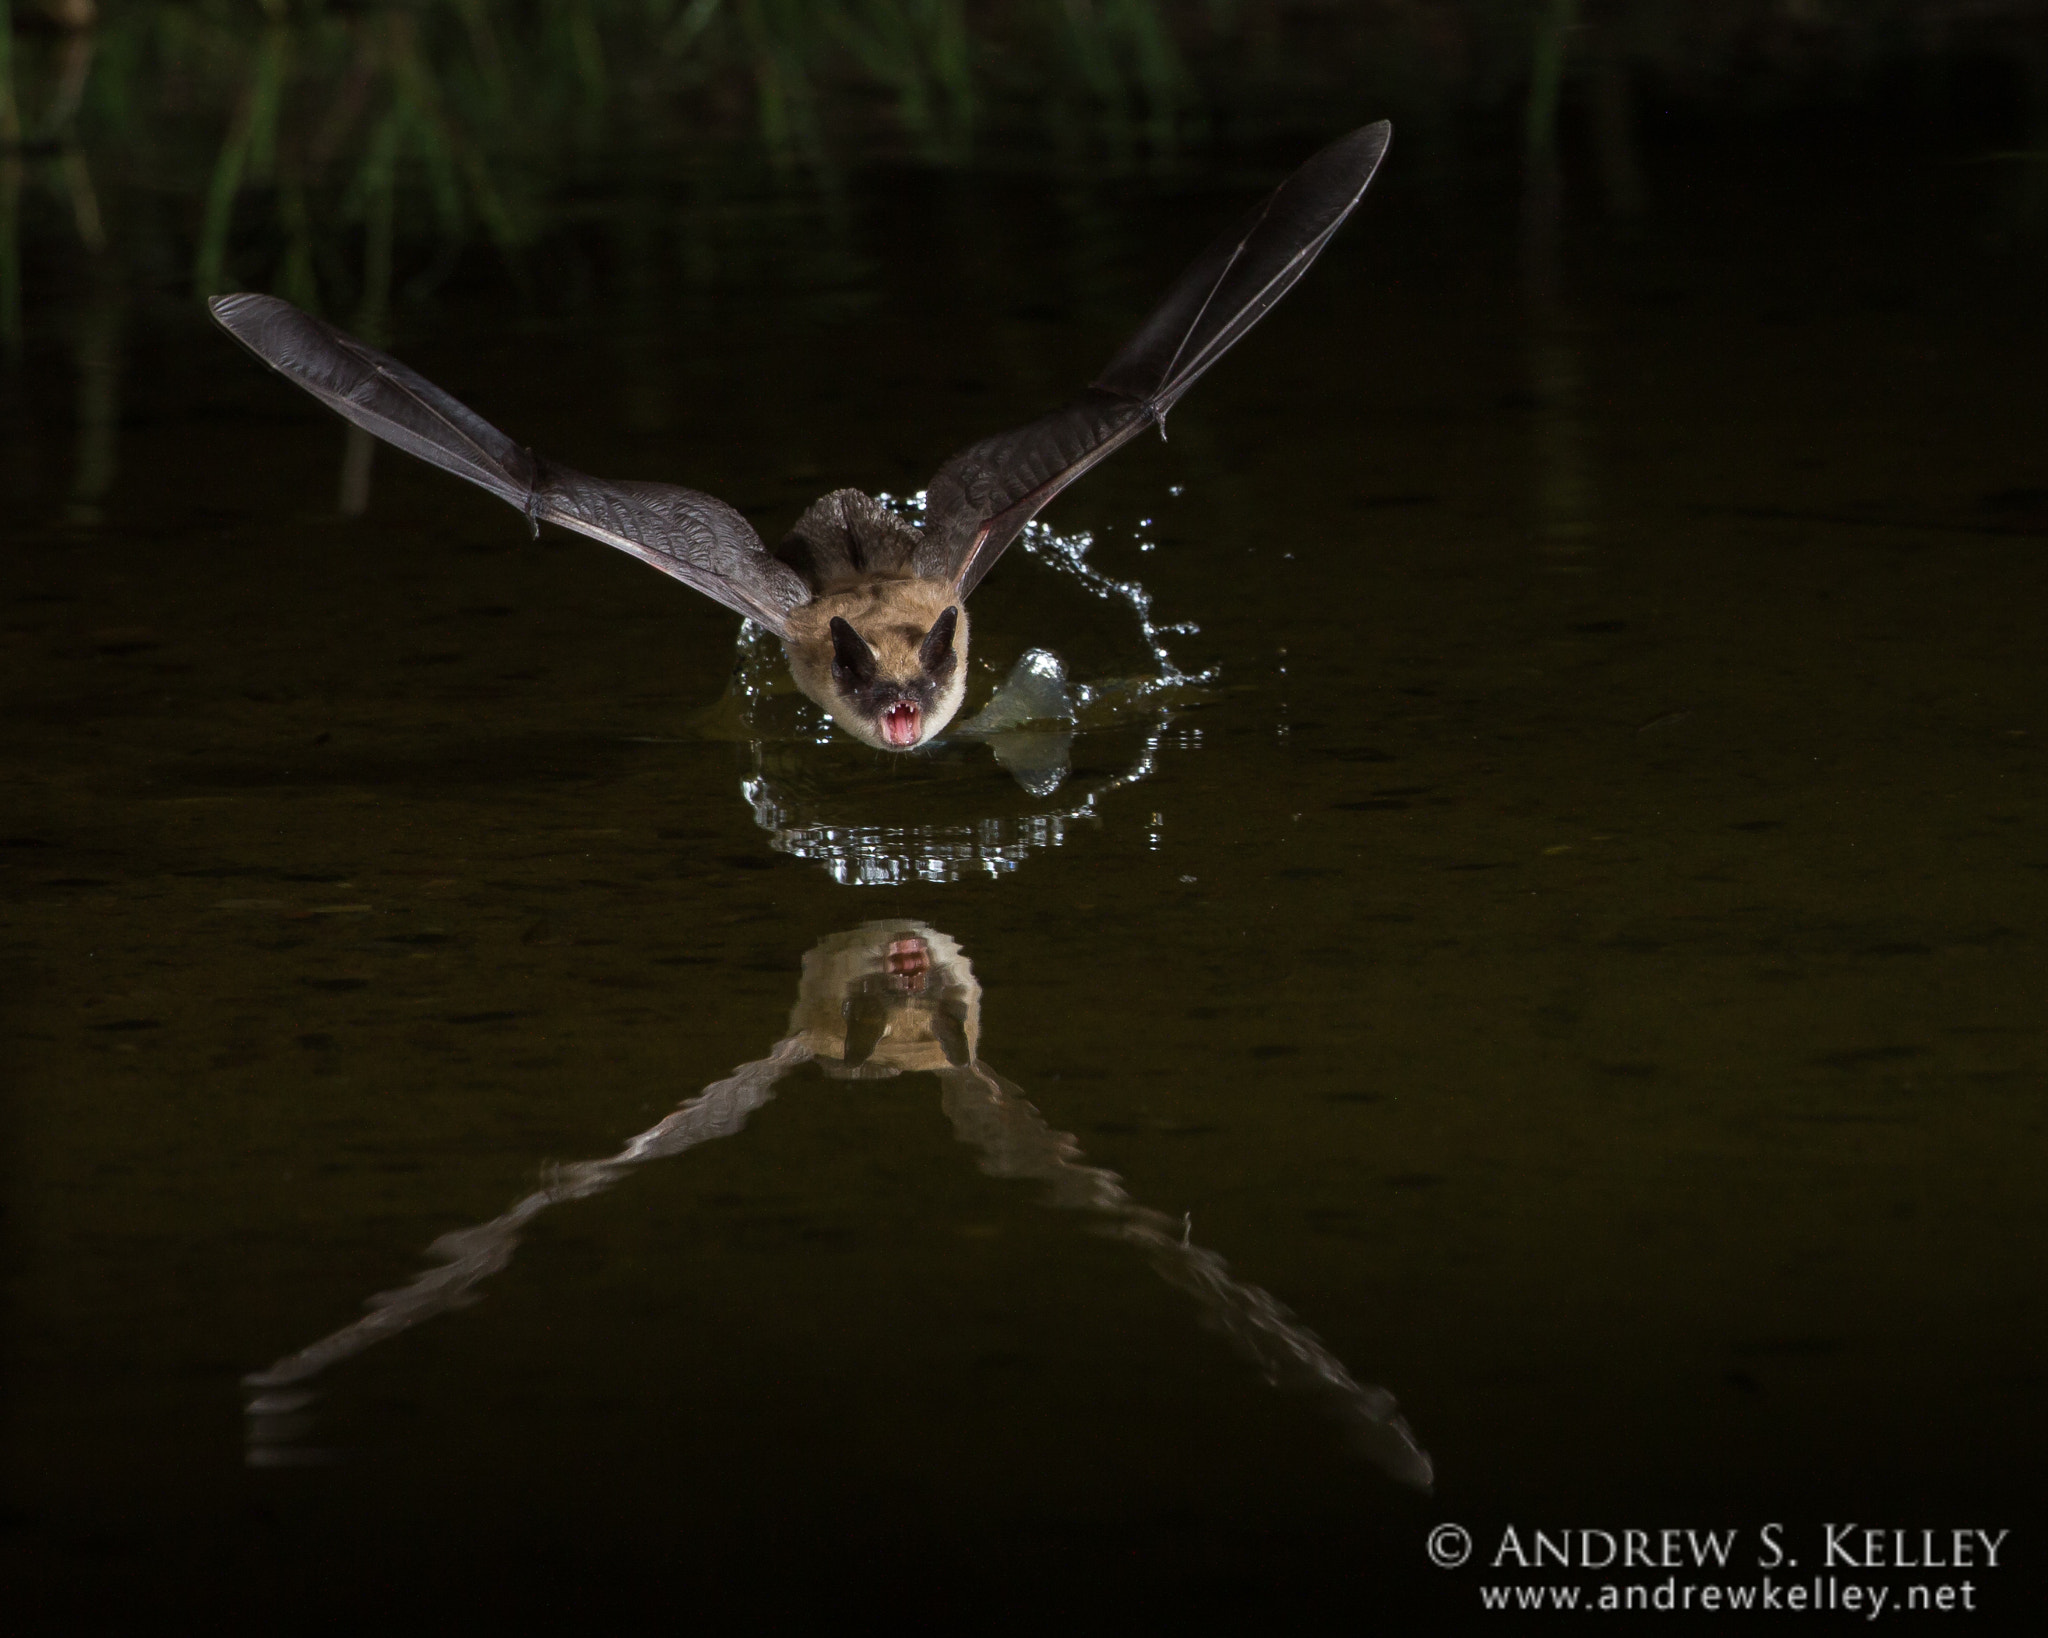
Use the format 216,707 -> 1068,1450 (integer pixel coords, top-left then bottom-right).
245,923 -> 1431,1490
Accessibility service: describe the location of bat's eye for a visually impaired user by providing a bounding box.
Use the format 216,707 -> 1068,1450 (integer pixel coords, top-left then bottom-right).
918,606 -> 959,678
829,617 -> 878,688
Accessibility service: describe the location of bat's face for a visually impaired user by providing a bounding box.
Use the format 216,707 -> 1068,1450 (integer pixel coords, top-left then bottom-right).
824,604 -> 966,749
783,588 -> 967,751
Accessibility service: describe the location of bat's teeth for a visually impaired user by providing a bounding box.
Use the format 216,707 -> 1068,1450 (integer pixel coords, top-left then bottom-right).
882,702 -> 921,747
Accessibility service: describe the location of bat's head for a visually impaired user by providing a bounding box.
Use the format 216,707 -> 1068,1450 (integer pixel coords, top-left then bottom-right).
815,602 -> 968,751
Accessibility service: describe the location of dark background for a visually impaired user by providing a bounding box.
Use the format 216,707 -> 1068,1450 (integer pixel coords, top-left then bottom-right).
6,3 -> 2048,1631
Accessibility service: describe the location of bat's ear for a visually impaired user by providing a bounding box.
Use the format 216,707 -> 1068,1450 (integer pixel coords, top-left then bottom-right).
829,617 -> 878,687
918,606 -> 959,677
842,993 -> 887,1068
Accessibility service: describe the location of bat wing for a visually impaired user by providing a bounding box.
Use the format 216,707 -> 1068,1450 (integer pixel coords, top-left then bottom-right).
917,120 -> 1391,598
210,294 -> 811,636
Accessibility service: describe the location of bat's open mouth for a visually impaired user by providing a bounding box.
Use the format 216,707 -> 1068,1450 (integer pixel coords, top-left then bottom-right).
882,701 -> 921,747
883,937 -> 931,990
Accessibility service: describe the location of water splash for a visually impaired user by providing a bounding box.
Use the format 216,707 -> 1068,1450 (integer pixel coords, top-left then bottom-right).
875,489 -> 1218,707
1014,514 -> 1217,698
720,495 -> 1209,884
692,618 -> 837,745
741,723 -> 1168,886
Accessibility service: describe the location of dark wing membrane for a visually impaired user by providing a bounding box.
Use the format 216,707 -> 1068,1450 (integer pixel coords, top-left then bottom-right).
210,293 -> 541,507
529,473 -> 806,634
210,294 -> 810,635
920,120 -> 1391,598
1090,121 -> 1392,415
912,391 -> 1154,587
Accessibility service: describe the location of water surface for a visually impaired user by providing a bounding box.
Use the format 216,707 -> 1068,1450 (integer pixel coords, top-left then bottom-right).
5,62 -> 2048,1627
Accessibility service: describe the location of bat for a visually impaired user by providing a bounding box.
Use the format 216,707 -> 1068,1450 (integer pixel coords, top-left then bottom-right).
210,121 -> 1391,752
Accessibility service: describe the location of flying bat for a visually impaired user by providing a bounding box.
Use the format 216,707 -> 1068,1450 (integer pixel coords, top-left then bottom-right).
211,121 -> 1390,751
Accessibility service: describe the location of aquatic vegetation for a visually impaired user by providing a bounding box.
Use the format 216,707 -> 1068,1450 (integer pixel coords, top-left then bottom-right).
5,0 -> 2041,337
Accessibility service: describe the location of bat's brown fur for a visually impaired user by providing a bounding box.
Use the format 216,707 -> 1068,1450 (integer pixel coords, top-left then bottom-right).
778,490 -> 968,750
788,921 -> 980,1077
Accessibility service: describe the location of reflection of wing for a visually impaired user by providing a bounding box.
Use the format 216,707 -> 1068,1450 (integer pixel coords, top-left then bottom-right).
211,294 -> 812,636
243,1038 -> 809,1464
918,121 -> 1392,598
937,1059 -> 1432,1490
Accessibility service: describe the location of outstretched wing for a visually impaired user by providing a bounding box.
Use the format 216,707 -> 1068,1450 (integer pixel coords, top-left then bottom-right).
917,120 -> 1392,598
210,294 -> 811,636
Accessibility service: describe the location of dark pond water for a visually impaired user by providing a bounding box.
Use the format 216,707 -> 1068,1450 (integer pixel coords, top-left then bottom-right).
5,14 -> 2048,1629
